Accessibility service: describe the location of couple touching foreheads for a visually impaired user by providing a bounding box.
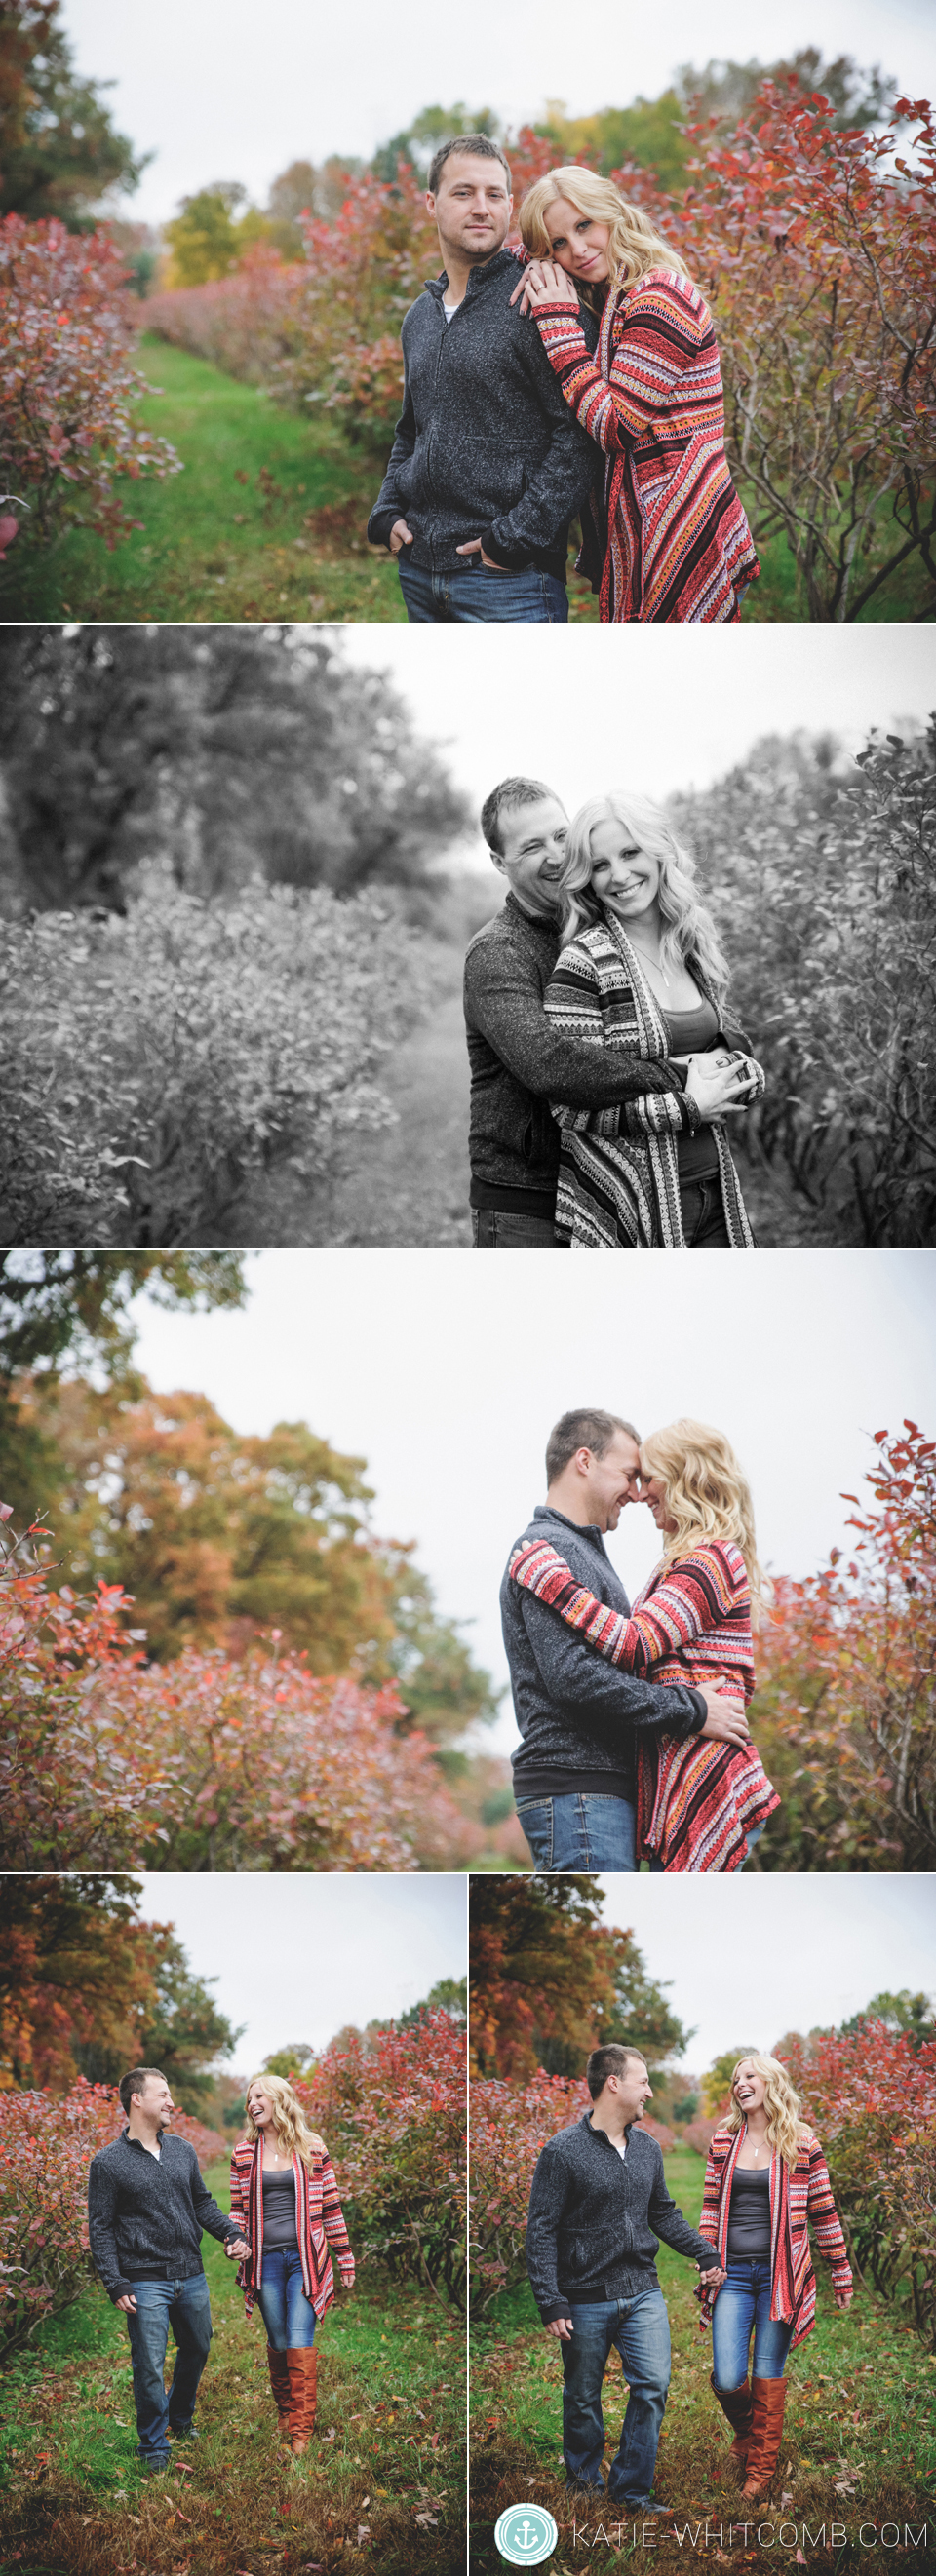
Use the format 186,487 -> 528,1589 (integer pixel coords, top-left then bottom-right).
465,775 -> 763,1250
500,1408 -> 780,1873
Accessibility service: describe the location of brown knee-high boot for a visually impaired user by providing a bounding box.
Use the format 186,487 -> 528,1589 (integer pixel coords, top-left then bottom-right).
288,2346 -> 318,2457
266,2346 -> 292,2444
711,2374 -> 754,2473
741,2378 -> 787,2501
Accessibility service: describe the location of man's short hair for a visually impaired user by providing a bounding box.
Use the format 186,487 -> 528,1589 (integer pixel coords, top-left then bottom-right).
427,133 -> 512,197
586,2044 -> 646,2100
546,1409 -> 641,1485
481,776 -> 556,858
119,2066 -> 164,2118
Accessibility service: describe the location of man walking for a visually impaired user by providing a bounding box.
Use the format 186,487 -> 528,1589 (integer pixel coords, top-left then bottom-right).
465,776 -> 715,1245
367,135 -> 597,623
502,1409 -> 750,1868
526,2045 -> 724,2509
88,2067 -> 250,2473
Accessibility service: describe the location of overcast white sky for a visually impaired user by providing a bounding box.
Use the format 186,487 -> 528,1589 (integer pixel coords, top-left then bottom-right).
130,1248 -> 936,1758
63,0 -> 936,226
337,627 -> 936,861
592,1874 -> 936,2074
133,1870 -> 466,2074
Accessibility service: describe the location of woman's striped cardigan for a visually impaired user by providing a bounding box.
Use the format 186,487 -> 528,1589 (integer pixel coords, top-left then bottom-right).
543,909 -> 763,1249
697,2122 -> 852,2348
509,1534 -> 779,1872
229,2138 -> 355,2324
533,267 -> 760,624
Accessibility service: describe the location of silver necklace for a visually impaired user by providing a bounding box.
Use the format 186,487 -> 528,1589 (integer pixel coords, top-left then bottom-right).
626,935 -> 672,991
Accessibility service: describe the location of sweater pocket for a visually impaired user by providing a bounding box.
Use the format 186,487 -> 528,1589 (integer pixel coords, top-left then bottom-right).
434,439 -> 530,520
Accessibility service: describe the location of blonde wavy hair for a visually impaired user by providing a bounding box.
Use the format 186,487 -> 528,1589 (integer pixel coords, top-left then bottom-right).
518,166 -> 691,307
725,2053 -> 808,2171
641,1417 -> 766,1621
244,2072 -> 325,2170
556,792 -> 729,1005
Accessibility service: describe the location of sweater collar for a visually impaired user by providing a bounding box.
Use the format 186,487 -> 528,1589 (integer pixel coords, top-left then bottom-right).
426,248 -> 517,301
534,1502 -> 610,1549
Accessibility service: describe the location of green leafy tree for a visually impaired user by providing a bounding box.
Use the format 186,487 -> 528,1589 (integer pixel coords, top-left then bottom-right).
838,1990 -> 935,2052
163,183 -> 256,285
399,1977 -> 467,2029
120,1935 -> 243,2113
0,1249 -> 247,1386
261,2044 -> 316,2079
538,95 -> 691,194
674,49 -> 896,135
701,2046 -> 754,2116
0,0 -> 146,227
372,102 -> 502,182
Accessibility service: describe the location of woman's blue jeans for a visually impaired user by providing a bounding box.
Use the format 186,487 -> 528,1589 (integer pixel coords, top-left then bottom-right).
255,2246 -> 317,2350
562,2288 -> 671,2502
516,1792 -> 637,1872
125,2272 -> 213,2466
711,2259 -> 794,2386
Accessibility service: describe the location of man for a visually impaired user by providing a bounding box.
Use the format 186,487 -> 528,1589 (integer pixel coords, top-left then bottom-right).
465,776 -> 714,1245
367,135 -> 597,623
501,1409 -> 750,1869
87,2067 -> 250,2473
526,2045 -> 725,2510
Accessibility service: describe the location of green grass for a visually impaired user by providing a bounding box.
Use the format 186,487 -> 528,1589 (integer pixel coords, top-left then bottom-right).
3,334 -> 930,627
470,2148 -> 935,2573
0,2164 -> 465,2574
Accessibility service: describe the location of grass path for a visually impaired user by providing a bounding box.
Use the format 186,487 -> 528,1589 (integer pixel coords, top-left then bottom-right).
470,2148 -> 935,2573
0,2164 -> 465,2575
1,335 -> 929,628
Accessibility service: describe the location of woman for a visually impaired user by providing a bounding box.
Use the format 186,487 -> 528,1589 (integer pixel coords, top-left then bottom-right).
228,2074 -> 355,2458
543,791 -> 763,1248
699,2054 -> 853,2499
510,1418 -> 779,1870
513,167 -> 760,623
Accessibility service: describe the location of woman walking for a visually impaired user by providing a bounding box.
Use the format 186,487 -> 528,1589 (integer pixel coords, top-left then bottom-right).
543,792 -> 763,1248
513,167 -> 760,623
699,2054 -> 853,2499
229,2074 -> 355,2457
510,1418 -> 779,1870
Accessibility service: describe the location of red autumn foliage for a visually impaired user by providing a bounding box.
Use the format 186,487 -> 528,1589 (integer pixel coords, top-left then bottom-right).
469,2072 -> 676,2309
752,1422 -> 936,1870
290,2008 -> 467,2305
0,213 -> 179,547
778,2020 -> 936,2351
145,242 -> 304,387
0,1522 -> 478,1872
0,2078 -> 226,2358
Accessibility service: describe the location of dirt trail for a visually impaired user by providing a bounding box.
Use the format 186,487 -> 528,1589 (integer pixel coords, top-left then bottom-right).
232,986 -> 473,1247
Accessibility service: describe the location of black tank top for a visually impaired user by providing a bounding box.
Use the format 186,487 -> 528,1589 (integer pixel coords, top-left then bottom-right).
261,2165 -> 299,2250
726,2165 -> 771,2260
661,997 -> 722,1182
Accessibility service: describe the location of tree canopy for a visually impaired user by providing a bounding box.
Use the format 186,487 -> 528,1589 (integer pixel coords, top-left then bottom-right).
470,1876 -> 690,2079
0,625 -> 471,918
0,1875 -> 239,2107
0,0 -> 146,226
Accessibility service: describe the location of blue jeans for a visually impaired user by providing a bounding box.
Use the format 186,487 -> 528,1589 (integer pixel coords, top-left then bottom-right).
125,2273 -> 213,2466
472,1209 -> 558,1247
712,2259 -> 794,2386
255,2246 -> 318,2350
398,559 -> 568,624
563,2289 -> 671,2501
516,1792 -> 637,1872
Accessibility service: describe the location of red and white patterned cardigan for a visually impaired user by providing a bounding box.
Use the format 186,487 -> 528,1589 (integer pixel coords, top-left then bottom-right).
229,2137 -> 355,2323
697,2121 -> 852,2348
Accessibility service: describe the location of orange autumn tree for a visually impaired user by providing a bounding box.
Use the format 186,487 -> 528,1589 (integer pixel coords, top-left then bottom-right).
470,1875 -> 689,2080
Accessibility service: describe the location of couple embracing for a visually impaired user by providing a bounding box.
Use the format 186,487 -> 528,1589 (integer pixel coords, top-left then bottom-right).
526,2044 -> 852,2516
466,776 -> 762,1250
501,1408 -> 779,1872
368,132 -> 759,624
88,2067 -> 353,2474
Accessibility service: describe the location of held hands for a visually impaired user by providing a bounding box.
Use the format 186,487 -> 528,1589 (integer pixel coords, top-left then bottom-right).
699,1685 -> 751,1749
684,1052 -> 759,1121
698,2265 -> 726,2292
225,2235 -> 251,2260
509,258 -> 579,317
834,2288 -> 853,2311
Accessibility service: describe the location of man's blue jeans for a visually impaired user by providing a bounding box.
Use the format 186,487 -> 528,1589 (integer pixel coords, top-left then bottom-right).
472,1209 -> 558,1247
711,2259 -> 794,2386
398,559 -> 568,624
255,2247 -> 318,2350
516,1792 -> 638,1872
563,2289 -> 671,2501
125,2273 -> 213,2467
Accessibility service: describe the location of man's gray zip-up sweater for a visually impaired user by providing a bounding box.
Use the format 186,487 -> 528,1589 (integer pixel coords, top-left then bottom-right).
526,2114 -> 713,2320
465,894 -> 689,1210
502,1505 -> 705,1801
87,2130 -> 243,2301
367,251 -> 598,576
